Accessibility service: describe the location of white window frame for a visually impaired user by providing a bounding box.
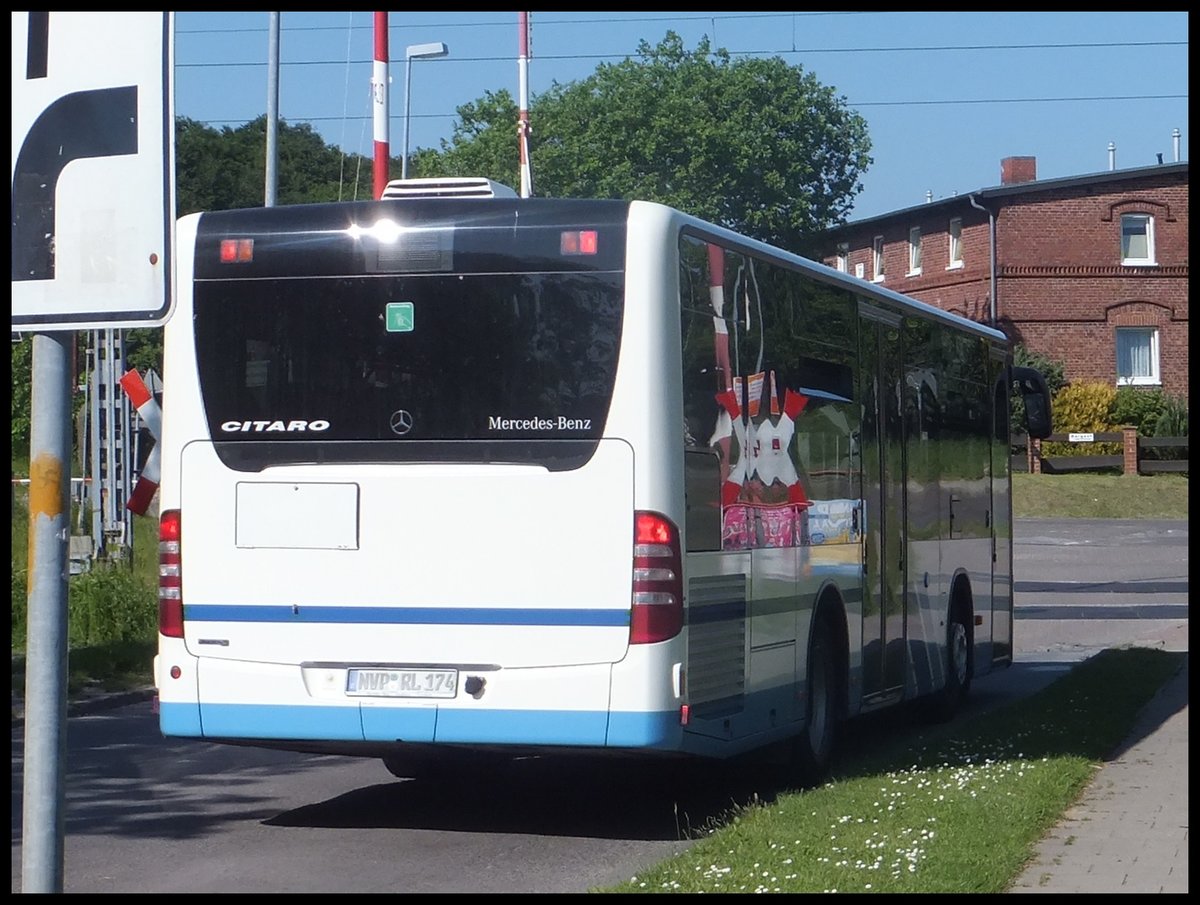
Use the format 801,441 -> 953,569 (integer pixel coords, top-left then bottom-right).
836,242 -> 849,273
1115,327 -> 1161,386
1120,213 -> 1156,266
947,218 -> 963,269
907,227 -> 922,276
872,235 -> 885,282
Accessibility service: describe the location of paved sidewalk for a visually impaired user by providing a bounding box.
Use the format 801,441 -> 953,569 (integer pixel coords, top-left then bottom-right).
1008,630 -> 1189,894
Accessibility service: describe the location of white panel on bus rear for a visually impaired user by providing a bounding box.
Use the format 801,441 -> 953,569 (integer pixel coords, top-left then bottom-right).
177,437 -> 634,669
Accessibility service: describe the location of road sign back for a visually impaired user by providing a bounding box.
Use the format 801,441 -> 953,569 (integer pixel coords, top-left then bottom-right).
11,11 -> 175,331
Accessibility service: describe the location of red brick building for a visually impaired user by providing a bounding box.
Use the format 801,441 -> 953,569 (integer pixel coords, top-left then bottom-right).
821,158 -> 1189,400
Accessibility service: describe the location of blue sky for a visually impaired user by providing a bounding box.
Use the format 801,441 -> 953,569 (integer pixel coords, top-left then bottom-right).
173,11 -> 1189,221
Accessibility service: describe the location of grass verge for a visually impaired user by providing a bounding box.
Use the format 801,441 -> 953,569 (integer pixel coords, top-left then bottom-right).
597,647 -> 1185,894
11,640 -> 157,702
1012,473 -> 1188,519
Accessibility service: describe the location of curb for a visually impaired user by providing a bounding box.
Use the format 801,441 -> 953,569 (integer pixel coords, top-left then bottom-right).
12,686 -> 156,727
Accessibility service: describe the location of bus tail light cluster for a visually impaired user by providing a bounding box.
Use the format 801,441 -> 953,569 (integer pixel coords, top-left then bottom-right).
560,229 -> 598,255
159,509 -> 184,638
219,238 -> 254,263
630,511 -> 683,644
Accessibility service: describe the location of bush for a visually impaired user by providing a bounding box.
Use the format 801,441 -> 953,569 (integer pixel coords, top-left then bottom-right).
1153,395 -> 1188,438
11,563 -> 156,649
1043,381 -> 1121,458
68,565 -> 157,646
1146,395 -> 1189,466
11,568 -> 27,647
1110,386 -> 1167,435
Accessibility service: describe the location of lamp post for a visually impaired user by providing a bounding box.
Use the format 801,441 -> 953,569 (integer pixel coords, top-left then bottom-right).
401,41 -> 449,180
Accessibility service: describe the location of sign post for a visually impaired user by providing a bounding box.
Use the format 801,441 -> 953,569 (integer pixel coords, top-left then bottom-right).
12,12 -> 174,892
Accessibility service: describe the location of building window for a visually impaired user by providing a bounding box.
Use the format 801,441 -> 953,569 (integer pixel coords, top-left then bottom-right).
907,227 -> 922,276
1116,327 -> 1160,386
836,242 -> 849,273
1120,214 -> 1156,265
872,236 -> 885,281
948,218 -> 963,269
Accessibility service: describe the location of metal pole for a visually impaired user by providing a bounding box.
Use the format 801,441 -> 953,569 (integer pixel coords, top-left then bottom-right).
22,330 -> 74,893
400,43 -> 447,182
373,11 -> 390,197
401,54 -> 413,180
265,12 -> 280,206
968,194 -> 997,327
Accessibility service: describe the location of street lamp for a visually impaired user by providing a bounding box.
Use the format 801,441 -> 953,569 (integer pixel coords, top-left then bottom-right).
401,41 -> 449,180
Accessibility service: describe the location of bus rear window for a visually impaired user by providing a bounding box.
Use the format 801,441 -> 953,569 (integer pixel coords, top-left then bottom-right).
193,272 -> 624,469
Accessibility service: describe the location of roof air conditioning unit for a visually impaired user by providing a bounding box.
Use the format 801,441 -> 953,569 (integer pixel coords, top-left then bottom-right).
381,177 -> 518,200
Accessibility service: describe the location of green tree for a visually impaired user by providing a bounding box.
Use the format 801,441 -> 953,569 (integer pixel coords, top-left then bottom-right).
11,336 -> 33,453
176,115 -> 375,216
410,90 -> 523,186
414,33 -> 872,255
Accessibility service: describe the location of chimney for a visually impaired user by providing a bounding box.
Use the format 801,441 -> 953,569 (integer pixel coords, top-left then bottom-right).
1000,156 -> 1037,185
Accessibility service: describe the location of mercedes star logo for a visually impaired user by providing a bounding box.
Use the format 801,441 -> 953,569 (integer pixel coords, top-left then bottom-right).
389,409 -> 414,435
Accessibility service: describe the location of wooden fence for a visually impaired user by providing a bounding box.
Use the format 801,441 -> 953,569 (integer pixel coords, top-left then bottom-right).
1011,427 -> 1189,476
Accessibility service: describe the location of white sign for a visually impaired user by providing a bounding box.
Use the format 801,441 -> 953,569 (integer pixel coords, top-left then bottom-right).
1067,432 -> 1095,443
11,11 -> 174,330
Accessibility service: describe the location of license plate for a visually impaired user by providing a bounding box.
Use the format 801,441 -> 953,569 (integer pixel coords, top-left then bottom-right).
346,668 -> 458,699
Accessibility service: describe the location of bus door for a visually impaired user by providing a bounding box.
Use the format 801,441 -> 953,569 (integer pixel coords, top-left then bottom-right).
858,304 -> 907,702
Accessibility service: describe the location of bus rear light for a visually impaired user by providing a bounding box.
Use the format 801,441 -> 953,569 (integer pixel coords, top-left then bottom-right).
219,238 -> 254,264
159,509 -> 184,638
630,510 -> 683,644
560,229 -> 598,255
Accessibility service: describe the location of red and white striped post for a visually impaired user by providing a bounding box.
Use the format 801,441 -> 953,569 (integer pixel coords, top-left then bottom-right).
372,11 -> 390,199
118,369 -> 162,515
517,12 -> 533,198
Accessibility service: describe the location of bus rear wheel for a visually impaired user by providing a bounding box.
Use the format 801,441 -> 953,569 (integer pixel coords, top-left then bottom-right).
793,618 -> 840,785
928,602 -> 973,722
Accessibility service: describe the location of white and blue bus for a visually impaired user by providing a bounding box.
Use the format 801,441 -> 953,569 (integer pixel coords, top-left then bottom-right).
154,179 -> 1051,782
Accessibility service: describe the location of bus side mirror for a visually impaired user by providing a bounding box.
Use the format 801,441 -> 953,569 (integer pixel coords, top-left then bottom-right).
1012,366 -> 1052,440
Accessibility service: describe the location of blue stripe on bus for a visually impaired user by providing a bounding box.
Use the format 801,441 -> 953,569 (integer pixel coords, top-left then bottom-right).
197,702 -> 366,741
183,605 -> 631,627
171,701 -> 680,749
160,702 -> 203,736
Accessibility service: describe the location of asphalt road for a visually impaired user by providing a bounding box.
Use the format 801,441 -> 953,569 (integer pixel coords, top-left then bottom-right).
11,518 -> 1189,893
